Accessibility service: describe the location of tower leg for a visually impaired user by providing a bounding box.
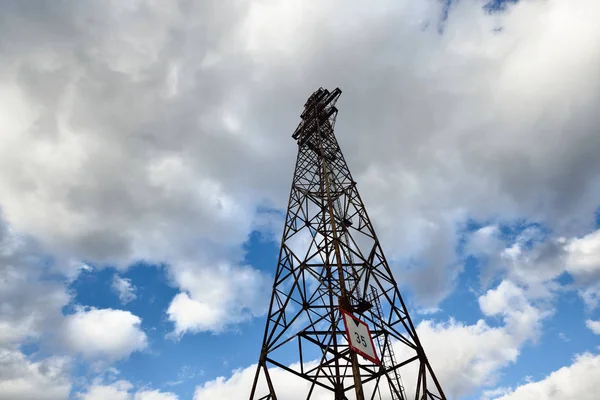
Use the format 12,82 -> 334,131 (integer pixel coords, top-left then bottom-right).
249,87 -> 446,400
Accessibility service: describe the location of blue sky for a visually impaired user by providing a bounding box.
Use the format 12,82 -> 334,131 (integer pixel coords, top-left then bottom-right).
44,215 -> 600,399
1,0 -> 600,399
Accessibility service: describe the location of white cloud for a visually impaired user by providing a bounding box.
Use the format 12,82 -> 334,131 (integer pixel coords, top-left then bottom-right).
466,225 -> 600,314
566,230 -> 600,279
194,361 -> 330,400
468,225 -> 503,255
167,293 -> 219,335
411,318 -> 520,397
79,381 -> 132,400
0,348 -> 71,400
478,280 -> 549,342
416,307 -> 442,316
578,281 -> 600,310
134,390 -> 179,400
78,381 -> 178,400
415,281 -> 549,397
558,332 -> 570,343
165,364 -> 203,387
493,352 -> 600,400
467,225 -> 567,297
0,217 -> 71,345
585,319 -> 600,335
194,309 -> 537,400
166,261 -> 270,335
194,278 -> 548,399
61,307 -> 148,362
111,275 -> 137,304
482,387 -> 513,400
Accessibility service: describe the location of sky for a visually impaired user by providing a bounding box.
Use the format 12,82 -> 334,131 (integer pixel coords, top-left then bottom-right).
0,0 -> 599,399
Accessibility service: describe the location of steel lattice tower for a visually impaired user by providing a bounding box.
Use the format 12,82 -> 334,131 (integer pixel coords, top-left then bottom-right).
249,88 -> 446,400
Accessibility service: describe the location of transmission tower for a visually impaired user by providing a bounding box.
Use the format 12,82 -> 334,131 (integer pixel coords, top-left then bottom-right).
249,88 -> 446,400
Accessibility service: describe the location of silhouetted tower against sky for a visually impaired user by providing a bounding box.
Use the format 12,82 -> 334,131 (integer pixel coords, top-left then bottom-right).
249,88 -> 446,400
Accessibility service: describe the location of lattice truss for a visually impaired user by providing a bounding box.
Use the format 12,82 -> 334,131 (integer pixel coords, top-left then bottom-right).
249,88 -> 446,400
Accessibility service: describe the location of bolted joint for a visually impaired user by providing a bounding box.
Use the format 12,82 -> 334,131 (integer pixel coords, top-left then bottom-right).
259,347 -> 268,363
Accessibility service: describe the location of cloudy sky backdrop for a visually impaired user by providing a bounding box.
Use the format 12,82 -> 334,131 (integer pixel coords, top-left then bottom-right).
1,0 -> 599,399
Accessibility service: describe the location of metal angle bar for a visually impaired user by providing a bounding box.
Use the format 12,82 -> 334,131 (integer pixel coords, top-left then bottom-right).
250,88 -> 447,400
265,358 -> 335,392
352,355 -> 420,388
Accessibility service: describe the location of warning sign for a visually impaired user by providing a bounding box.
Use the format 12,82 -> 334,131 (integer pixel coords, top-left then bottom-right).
342,310 -> 380,364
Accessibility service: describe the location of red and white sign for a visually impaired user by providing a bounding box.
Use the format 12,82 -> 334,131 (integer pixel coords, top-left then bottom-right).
341,310 -> 380,364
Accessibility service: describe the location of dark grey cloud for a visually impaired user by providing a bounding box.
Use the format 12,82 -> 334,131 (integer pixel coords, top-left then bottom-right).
0,215 -> 70,346
0,214 -> 73,399
0,0 -> 599,320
